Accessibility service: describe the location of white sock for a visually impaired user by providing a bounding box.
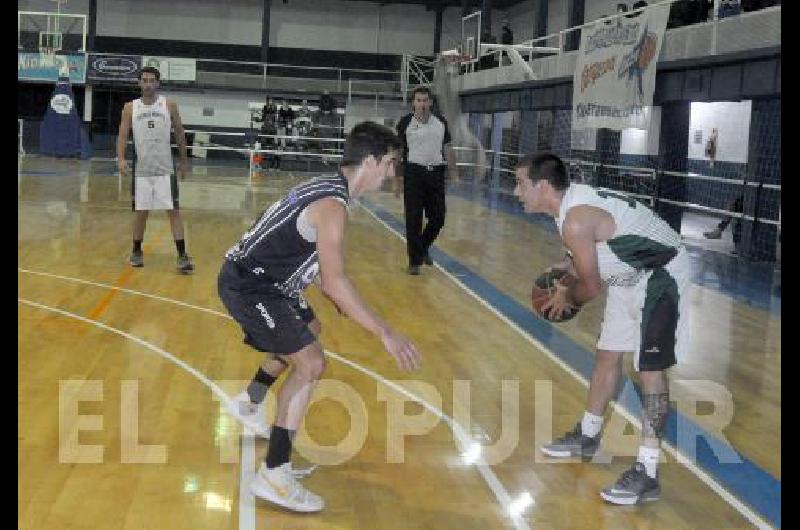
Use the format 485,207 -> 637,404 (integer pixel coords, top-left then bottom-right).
637,446 -> 661,478
580,411 -> 604,438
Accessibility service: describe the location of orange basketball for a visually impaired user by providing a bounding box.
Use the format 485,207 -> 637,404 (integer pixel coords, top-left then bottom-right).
531,269 -> 580,322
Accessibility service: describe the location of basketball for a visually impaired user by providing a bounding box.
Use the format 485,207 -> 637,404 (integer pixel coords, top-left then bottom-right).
531,269 -> 581,322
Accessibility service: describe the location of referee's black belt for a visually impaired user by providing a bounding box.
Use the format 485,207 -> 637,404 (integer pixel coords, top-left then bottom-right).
407,162 -> 446,172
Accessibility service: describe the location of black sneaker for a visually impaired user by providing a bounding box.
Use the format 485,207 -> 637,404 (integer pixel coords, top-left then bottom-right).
129,250 -> 144,267
600,462 -> 661,505
407,265 -> 420,276
177,254 -> 195,274
422,253 -> 433,266
540,422 -> 600,460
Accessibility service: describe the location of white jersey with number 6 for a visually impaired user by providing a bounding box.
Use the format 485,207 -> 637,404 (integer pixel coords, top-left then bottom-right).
131,95 -> 173,178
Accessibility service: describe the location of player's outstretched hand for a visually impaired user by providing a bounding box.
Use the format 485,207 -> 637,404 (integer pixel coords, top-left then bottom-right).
381,329 -> 421,371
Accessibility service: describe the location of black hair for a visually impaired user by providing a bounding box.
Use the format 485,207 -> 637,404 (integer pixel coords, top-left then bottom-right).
341,121 -> 402,167
516,152 -> 570,190
139,66 -> 161,81
409,86 -> 432,103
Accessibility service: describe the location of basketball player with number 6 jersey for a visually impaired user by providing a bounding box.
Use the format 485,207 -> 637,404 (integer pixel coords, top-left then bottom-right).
117,66 -> 194,273
514,152 -> 692,505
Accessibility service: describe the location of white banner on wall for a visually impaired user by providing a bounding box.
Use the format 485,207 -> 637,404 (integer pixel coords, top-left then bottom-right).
142,56 -> 197,82
572,5 -> 669,131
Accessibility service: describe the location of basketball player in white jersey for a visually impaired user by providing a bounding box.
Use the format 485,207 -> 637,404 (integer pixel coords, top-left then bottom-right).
116,66 -> 194,273
514,153 -> 691,505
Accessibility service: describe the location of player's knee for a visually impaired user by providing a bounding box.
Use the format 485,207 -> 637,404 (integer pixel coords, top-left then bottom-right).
295,349 -> 326,380
308,319 -> 322,337
596,349 -> 623,369
638,369 -> 667,391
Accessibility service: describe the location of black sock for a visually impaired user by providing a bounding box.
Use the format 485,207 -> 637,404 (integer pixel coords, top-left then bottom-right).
246,367 -> 277,403
175,239 -> 186,256
133,240 -> 142,252
266,426 -> 293,469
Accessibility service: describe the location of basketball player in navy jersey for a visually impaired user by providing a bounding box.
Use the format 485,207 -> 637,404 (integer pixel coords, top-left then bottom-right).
219,121 -> 422,513
117,66 -> 194,273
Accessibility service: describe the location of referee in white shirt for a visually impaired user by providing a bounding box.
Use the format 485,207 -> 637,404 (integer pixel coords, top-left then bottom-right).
396,86 -> 458,275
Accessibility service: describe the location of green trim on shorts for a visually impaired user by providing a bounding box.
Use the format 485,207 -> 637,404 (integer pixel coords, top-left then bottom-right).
607,234 -> 678,270
639,268 -> 680,371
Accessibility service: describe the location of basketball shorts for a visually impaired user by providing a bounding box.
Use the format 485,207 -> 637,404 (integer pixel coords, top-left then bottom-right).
217,264 -> 317,356
597,248 -> 692,371
132,174 -> 179,211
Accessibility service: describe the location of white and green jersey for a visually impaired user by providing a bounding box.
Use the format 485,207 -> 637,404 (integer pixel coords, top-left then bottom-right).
556,183 -> 682,286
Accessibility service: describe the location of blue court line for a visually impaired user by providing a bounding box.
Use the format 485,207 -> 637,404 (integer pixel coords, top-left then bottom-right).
361,197 -> 781,529
19,168 -> 780,314
446,183 -> 781,314
18,170 -> 70,176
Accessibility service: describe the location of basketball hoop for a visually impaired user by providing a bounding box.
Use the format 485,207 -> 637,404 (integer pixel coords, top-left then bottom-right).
41,0 -> 68,55
439,51 -> 472,71
438,52 -> 471,76
443,54 -> 471,65
48,0 -> 69,12
19,0 -> 88,56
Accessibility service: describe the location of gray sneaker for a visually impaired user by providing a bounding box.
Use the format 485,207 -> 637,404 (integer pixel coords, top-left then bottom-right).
600,462 -> 661,505
129,250 -> 144,267
540,422 -> 600,459
177,254 -> 195,274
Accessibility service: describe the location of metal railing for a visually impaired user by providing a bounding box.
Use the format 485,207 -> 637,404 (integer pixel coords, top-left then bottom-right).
75,51 -> 403,95
451,146 -> 781,230
463,1 -> 780,81
401,54 -> 436,100
522,0 -> 680,55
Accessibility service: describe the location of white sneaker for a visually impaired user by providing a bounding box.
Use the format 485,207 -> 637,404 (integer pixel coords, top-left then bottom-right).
225,391 -> 271,439
250,462 -> 325,512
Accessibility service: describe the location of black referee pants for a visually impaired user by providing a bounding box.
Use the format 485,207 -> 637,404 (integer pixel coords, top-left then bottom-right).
403,163 -> 446,266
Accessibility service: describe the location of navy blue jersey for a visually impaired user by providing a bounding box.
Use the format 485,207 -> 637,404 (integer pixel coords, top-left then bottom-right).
224,173 -> 349,297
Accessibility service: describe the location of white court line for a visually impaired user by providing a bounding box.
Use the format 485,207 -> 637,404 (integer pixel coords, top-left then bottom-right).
19,269 -> 531,530
19,268 -> 231,318
356,201 -> 773,530
18,298 -> 230,405
326,352 -> 530,530
17,296 -> 256,530
239,434 -> 256,530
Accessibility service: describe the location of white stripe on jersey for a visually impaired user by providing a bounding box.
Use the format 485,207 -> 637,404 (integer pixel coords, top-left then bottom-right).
227,178 -> 347,260
283,251 -> 319,292
234,182 -> 340,255
239,181 -> 346,256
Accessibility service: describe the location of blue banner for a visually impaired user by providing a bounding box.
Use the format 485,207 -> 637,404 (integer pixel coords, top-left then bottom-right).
40,78 -> 92,159
18,52 -> 87,84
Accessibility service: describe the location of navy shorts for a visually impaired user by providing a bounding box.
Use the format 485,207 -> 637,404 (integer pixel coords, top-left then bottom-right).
218,264 -> 316,355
